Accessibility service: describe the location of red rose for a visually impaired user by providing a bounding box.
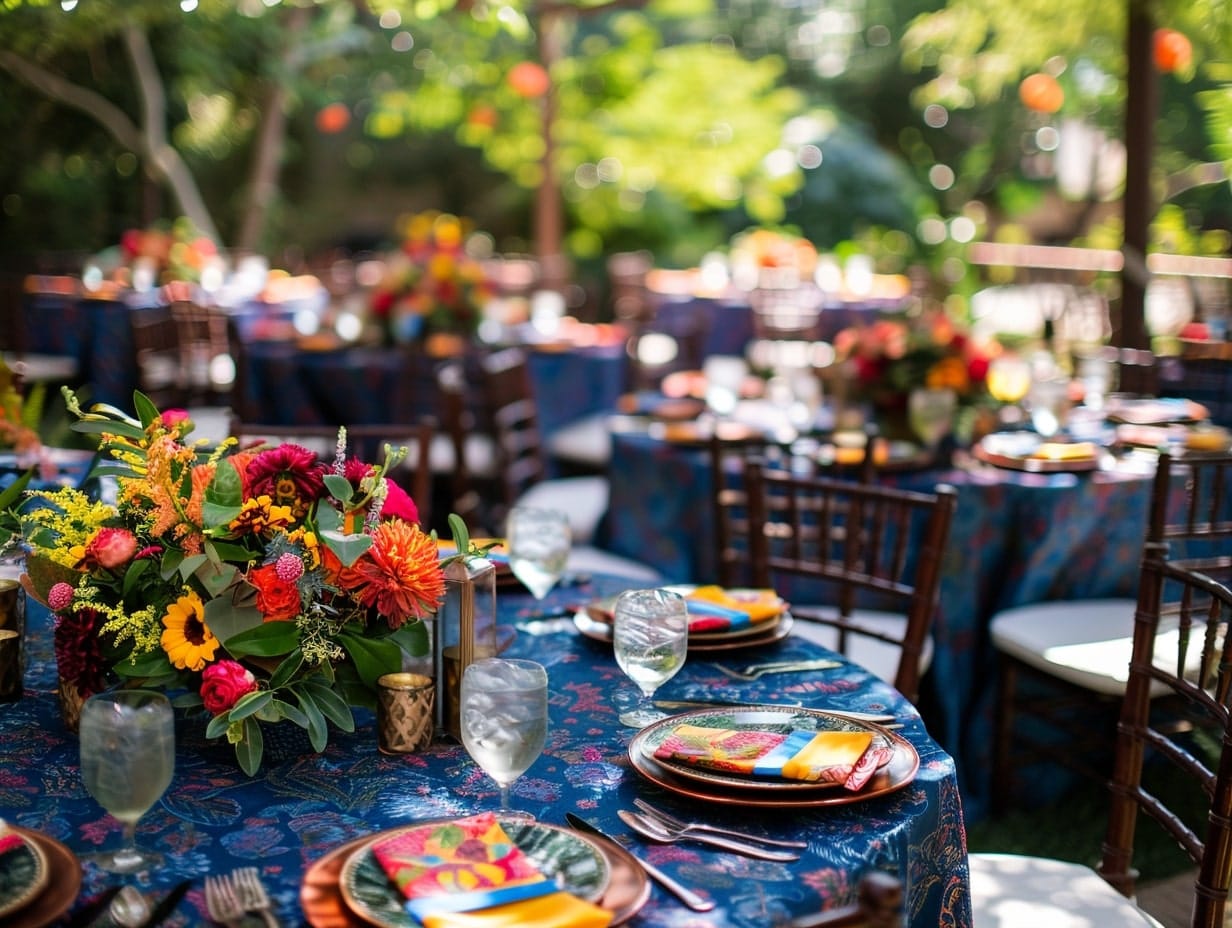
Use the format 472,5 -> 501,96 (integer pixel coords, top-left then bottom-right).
249,563 -> 303,622
200,660 -> 258,716
82,527 -> 138,571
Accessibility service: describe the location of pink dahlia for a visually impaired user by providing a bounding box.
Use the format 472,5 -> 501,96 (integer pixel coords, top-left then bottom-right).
244,444 -> 327,521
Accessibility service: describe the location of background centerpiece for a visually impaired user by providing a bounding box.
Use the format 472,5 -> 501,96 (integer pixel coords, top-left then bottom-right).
370,211 -> 495,354
0,390 -> 445,774
833,309 -> 996,445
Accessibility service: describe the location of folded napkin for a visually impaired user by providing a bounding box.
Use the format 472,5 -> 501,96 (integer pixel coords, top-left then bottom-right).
653,723 -> 889,790
685,586 -> 785,633
420,892 -> 613,928
0,820 -> 24,857
371,813 -> 557,920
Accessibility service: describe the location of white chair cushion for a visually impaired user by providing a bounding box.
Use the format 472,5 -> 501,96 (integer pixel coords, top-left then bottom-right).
788,608 -> 932,688
567,545 -> 663,583
545,413 -> 612,469
516,475 -> 610,546
969,853 -> 1164,927
989,599 -> 1195,698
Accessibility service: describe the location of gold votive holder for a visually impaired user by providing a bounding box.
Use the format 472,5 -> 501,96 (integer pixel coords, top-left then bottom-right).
376,672 -> 435,754
0,579 -> 25,702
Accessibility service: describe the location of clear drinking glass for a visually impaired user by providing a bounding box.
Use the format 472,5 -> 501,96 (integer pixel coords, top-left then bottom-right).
460,658 -> 548,822
505,506 -> 571,600
78,689 -> 175,873
908,387 -> 958,451
612,588 -> 689,728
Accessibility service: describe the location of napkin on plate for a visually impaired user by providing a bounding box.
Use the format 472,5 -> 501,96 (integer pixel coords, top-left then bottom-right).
0,820 -> 24,857
370,813 -> 612,926
684,586 -> 785,633
653,723 -> 889,790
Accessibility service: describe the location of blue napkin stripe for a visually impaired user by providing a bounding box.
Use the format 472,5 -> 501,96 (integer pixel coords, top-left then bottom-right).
686,600 -> 751,628
405,878 -> 556,920
753,729 -> 818,776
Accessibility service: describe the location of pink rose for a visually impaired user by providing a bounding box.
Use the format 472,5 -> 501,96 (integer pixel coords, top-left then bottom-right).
82,527 -> 138,570
381,479 -> 420,525
200,660 -> 258,716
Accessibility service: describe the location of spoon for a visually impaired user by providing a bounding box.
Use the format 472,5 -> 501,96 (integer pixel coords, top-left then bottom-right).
617,809 -> 801,862
109,885 -> 150,928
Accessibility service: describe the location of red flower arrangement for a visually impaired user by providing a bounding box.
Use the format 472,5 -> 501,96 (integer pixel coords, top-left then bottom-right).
371,211 -> 495,346
0,390 -> 446,774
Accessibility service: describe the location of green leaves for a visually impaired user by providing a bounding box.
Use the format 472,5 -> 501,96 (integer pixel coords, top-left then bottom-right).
223,621 -> 300,658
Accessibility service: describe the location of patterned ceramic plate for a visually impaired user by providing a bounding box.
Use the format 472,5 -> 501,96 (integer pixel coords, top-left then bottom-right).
629,706 -> 918,801
573,610 -> 794,653
338,818 -> 612,928
0,829 -> 49,920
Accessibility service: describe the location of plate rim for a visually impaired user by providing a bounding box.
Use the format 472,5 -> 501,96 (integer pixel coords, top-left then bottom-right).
3,828 -> 80,928
573,610 -> 794,653
0,830 -> 49,919
627,706 -> 919,808
336,817 -> 614,928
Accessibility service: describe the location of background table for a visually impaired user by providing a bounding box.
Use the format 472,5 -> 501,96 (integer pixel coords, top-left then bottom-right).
601,429 -> 1167,820
1,573 -> 970,927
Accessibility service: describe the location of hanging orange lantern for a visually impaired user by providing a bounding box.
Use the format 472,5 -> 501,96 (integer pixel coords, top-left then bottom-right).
1019,73 -> 1064,113
507,61 -> 550,99
315,102 -> 350,134
1153,29 -> 1192,74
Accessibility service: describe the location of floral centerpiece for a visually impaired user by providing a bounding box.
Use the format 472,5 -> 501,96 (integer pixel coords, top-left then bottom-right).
833,309 -> 995,440
728,226 -> 819,288
370,211 -> 495,348
0,362 -> 55,482
0,390 -> 446,774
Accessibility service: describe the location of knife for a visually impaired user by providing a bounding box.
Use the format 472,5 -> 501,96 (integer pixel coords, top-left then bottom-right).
564,813 -> 716,912
139,878 -> 194,928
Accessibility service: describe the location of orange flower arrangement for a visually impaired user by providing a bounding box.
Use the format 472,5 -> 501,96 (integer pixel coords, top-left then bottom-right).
0,390 -> 446,774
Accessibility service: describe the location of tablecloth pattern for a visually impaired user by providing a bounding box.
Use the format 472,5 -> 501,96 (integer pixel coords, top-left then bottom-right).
601,431 -> 1169,819
0,573 -> 971,927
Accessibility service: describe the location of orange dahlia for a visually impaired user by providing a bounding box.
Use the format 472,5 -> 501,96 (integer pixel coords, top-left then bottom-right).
337,519 -> 444,627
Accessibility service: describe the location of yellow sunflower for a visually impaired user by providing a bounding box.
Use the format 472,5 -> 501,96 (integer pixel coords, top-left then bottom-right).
160,589 -> 219,671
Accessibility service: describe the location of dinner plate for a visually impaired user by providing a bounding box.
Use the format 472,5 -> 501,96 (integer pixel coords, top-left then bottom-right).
338,818 -> 612,928
302,825 -> 649,927
582,587 -> 789,640
972,433 -> 1103,473
627,707 -> 919,808
0,829 -> 48,920
573,610 -> 795,654
1104,396 -> 1208,426
4,828 -> 80,928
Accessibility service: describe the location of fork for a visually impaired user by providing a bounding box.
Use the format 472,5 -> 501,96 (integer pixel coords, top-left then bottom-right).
204,873 -> 244,928
233,867 -> 281,927
633,798 -> 808,849
712,658 -> 841,681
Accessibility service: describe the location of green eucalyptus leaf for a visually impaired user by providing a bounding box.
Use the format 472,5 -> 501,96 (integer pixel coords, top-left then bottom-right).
267,648 -> 305,690
337,630 -> 402,688
270,698 -> 309,728
206,712 -> 232,740
388,619 -> 430,657
321,530 -> 373,568
237,718 -> 263,776
295,689 -> 329,752
204,597 -> 265,647
302,681 -> 356,731
223,621 -> 300,657
227,690 -> 274,721
324,473 -> 355,503
133,392 -> 160,428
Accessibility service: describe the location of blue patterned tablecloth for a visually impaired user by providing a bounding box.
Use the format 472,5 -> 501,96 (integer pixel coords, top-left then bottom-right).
601,431 -> 1170,820
0,574 -> 971,927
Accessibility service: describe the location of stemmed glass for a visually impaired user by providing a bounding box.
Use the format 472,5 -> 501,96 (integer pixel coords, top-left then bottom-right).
505,506 -> 571,600
986,354 -> 1033,427
459,658 -> 548,822
612,588 -> 689,728
78,689 -> 175,873
908,387 -> 958,453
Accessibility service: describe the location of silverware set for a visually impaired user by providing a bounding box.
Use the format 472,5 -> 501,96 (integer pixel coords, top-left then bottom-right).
621,799 -> 805,861
712,658 -> 842,680
204,867 -> 280,927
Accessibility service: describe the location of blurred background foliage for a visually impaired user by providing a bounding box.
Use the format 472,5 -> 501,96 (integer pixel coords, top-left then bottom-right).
0,0 -> 1230,308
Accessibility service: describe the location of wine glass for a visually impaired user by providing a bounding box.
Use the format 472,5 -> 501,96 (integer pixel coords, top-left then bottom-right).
505,506 -> 571,600
908,387 -> 958,452
612,588 -> 689,728
460,658 -> 548,822
78,689 -> 175,873
986,354 -> 1032,427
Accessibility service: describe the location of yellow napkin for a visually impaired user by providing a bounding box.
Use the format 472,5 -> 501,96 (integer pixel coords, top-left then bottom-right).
421,892 -> 613,928
686,586 -> 785,632
1029,441 -> 1097,461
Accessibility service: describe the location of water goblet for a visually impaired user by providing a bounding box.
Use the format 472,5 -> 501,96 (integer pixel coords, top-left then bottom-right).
505,506 -> 571,600
78,689 -> 175,873
460,658 -> 548,822
612,588 -> 689,729
908,387 -> 958,452
986,354 -> 1033,427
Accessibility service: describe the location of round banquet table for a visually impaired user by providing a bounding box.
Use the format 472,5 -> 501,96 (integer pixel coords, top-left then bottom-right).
600,429 -> 1187,821
0,574 -> 970,927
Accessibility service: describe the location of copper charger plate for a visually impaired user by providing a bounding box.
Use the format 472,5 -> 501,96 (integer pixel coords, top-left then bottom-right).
627,710 -> 919,809
301,827 -> 649,927
6,828 -> 81,928
972,435 -> 1102,473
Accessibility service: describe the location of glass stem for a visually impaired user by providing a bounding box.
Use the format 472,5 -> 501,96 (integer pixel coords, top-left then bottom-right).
499,784 -> 512,812
113,821 -> 141,870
